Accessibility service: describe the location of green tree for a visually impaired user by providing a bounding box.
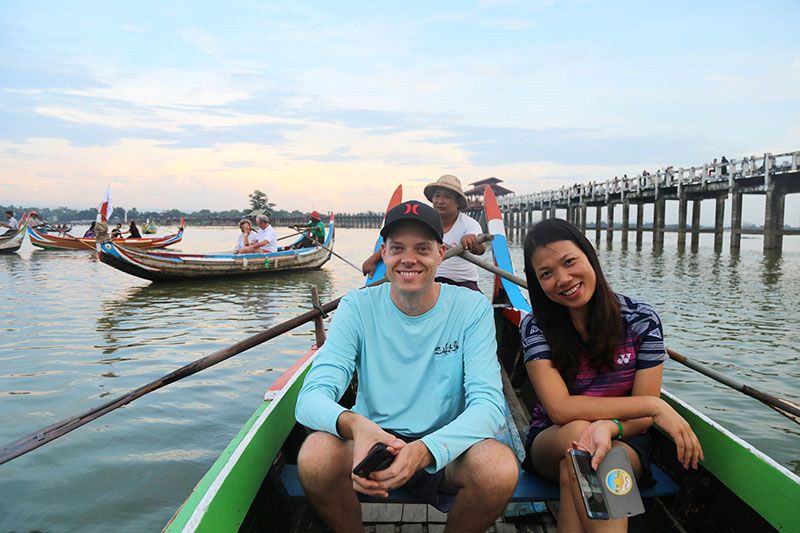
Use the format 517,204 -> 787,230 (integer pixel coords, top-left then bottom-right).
248,190 -> 276,214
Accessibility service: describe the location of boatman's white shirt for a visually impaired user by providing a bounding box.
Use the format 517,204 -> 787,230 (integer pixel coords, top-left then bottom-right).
6,216 -> 18,230
255,225 -> 278,253
436,212 -> 482,282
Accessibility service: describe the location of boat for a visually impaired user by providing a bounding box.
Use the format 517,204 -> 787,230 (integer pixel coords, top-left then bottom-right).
142,220 -> 158,234
27,221 -> 185,251
96,215 -> 335,282
164,188 -> 799,532
0,213 -> 29,254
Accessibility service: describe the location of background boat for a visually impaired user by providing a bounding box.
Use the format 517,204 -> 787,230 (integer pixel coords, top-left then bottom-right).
0,213 -> 29,254
142,220 -> 158,234
27,221 -> 185,251
163,187 -> 799,532
97,215 -> 335,282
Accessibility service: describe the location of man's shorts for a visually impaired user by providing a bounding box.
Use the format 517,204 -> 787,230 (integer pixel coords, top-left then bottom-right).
387,431 -> 459,513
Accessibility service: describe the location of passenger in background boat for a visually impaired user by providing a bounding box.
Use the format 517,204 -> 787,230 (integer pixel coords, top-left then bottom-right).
233,219 -> 258,254
296,200 -> 518,533
1,210 -> 18,235
520,218 -> 704,532
362,175 -> 486,292
291,210 -> 325,249
241,214 -> 277,254
82,221 -> 97,238
111,224 -> 123,239
126,221 -> 142,239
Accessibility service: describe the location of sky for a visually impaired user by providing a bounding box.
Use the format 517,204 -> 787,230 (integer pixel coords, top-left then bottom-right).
1,0 -> 799,224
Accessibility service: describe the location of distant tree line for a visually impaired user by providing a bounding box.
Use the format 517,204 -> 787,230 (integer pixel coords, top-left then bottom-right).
0,204 -> 318,223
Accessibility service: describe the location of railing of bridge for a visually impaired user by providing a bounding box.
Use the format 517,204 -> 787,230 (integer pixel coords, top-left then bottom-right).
498,150 -> 800,209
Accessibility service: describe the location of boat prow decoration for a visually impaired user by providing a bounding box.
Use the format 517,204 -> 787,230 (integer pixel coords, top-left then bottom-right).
0,212 -> 29,254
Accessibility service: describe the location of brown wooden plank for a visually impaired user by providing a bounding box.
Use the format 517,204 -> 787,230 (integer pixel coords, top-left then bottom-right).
400,504 -> 427,523
426,505 -> 448,523
362,503 -> 403,523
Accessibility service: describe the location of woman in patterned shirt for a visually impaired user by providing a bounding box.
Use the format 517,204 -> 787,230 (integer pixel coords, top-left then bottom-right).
520,218 -> 703,532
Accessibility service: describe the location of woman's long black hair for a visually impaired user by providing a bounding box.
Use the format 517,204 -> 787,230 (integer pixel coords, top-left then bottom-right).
523,218 -> 621,385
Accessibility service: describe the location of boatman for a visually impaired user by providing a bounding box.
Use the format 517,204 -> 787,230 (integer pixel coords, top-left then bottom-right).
362,175 -> 486,292
291,210 -> 325,249
243,214 -> 278,254
295,200 -> 518,533
1,210 -> 19,235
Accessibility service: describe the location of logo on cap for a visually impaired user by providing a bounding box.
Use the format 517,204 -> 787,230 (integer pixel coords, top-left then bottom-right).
403,203 -> 420,215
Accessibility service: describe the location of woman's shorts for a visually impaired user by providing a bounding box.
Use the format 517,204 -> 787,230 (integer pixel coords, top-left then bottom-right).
521,425 -> 657,488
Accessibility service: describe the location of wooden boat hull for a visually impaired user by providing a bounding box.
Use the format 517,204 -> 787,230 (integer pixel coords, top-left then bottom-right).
28,225 -> 184,251
0,216 -> 28,254
98,217 -> 335,282
165,191 -> 799,532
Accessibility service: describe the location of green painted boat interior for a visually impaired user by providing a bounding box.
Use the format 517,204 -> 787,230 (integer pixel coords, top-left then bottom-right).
165,363 -> 311,532
663,391 -> 800,532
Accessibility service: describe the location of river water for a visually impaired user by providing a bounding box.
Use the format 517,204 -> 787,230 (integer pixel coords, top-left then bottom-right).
1,225 -> 798,531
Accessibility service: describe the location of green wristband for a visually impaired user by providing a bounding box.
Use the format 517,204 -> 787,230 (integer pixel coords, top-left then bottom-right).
611,419 -> 624,440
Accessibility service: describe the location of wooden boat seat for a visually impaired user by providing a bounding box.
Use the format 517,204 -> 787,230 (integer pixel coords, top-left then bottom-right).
281,400 -> 679,506
279,462 -> 677,504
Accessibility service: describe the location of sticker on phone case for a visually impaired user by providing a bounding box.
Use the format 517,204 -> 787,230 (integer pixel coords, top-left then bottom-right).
605,468 -> 633,496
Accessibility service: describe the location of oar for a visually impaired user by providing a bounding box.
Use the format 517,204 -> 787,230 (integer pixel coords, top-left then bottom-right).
666,348 -> 800,423
313,241 -> 364,273
0,240 -> 478,466
455,249 -> 800,425
278,231 -> 304,242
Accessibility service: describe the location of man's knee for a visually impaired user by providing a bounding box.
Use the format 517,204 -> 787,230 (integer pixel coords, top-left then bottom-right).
459,439 -> 519,492
297,432 -> 350,485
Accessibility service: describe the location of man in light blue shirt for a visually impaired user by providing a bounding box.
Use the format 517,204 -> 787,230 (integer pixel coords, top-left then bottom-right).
295,200 -> 518,532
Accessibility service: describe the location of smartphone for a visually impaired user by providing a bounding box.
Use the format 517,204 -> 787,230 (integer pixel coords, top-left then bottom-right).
352,443 -> 394,478
569,449 -> 609,520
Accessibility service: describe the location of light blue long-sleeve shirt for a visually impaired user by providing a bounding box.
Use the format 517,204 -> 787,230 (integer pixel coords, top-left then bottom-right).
295,283 -> 505,472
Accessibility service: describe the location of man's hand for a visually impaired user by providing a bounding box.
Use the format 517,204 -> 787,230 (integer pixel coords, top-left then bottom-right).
362,255 -> 379,276
460,234 -> 485,254
369,440 -> 433,493
346,415 -> 406,497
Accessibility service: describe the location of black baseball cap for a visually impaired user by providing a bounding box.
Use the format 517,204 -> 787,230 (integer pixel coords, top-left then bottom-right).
380,200 -> 443,243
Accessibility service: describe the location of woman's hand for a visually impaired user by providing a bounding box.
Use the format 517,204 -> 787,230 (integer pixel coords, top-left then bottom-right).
573,420 -> 617,470
653,399 -> 704,469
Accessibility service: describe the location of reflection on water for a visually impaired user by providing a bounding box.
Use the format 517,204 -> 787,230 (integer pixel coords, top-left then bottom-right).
0,227 -> 798,531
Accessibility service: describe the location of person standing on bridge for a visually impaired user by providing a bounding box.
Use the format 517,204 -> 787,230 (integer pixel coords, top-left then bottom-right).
362,175 -> 486,292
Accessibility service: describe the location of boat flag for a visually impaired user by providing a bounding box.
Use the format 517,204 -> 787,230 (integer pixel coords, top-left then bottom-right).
98,185 -> 112,222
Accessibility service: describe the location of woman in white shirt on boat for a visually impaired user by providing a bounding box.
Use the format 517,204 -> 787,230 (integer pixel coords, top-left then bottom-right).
234,219 -> 258,254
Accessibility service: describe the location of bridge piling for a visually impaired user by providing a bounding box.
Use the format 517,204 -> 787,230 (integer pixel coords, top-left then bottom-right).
595,207 -> 602,242
764,185 -> 785,251
730,190 -> 743,252
621,201 -> 630,243
654,197 -> 666,250
691,199 -> 701,252
636,203 -> 644,247
714,196 -> 726,252
606,203 -> 615,243
677,194 -> 688,249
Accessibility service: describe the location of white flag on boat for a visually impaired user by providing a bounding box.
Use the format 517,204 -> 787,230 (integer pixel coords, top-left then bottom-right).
97,185 -> 112,222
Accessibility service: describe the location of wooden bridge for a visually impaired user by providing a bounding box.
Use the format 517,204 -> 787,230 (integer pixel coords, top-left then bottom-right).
496,150 -> 800,253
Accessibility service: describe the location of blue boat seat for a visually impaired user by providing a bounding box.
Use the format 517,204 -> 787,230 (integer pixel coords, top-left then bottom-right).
279,463 -> 679,503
